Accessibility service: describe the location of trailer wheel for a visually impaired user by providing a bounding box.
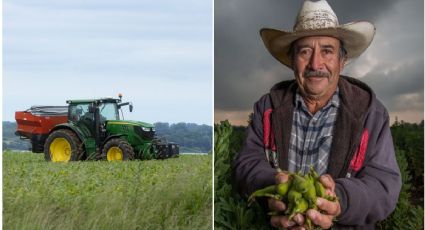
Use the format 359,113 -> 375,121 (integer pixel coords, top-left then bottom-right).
44,129 -> 83,162
102,138 -> 135,161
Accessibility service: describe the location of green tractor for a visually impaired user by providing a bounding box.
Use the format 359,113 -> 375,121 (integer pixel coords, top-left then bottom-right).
15,95 -> 179,162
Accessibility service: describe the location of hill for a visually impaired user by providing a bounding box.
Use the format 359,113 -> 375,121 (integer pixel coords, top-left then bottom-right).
3,121 -> 31,151
154,122 -> 212,153
3,121 -> 212,153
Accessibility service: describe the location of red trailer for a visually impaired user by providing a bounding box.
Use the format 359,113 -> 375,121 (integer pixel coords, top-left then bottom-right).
15,106 -> 68,152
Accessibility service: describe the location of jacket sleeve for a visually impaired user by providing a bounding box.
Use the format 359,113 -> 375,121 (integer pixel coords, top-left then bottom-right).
232,95 -> 277,198
335,109 -> 402,225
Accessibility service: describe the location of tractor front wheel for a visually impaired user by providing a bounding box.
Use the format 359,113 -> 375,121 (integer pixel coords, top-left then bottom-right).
44,129 -> 83,162
102,138 -> 135,161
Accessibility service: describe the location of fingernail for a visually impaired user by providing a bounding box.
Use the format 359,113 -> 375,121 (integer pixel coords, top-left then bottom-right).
276,173 -> 288,183
322,175 -> 329,183
316,198 -> 322,206
287,221 -> 295,227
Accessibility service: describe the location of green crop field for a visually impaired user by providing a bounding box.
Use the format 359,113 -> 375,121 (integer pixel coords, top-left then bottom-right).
3,151 -> 212,230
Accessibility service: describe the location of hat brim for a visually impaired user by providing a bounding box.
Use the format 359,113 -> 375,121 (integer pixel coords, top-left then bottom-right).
260,21 -> 376,68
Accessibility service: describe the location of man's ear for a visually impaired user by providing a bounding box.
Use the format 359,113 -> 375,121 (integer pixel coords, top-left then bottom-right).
340,57 -> 347,71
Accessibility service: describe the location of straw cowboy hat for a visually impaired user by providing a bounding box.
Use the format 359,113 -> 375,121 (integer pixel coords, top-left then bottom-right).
260,0 -> 375,68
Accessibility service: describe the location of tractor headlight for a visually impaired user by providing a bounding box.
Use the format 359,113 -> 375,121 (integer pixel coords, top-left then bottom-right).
134,126 -> 155,140
141,127 -> 151,132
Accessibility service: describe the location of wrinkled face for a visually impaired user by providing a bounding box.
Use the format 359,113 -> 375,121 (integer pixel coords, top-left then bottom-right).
292,36 -> 345,100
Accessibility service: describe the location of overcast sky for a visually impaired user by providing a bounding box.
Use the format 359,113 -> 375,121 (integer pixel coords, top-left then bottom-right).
215,0 -> 424,126
3,0 -> 212,125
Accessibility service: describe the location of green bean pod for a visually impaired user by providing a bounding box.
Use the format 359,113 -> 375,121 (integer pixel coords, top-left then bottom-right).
303,181 -> 317,209
308,166 -> 319,181
305,217 -> 313,230
293,174 -> 309,193
275,178 -> 292,196
248,185 -> 276,203
314,180 -> 337,202
285,189 -> 301,216
289,197 -> 308,220
287,189 -> 302,203
285,201 -> 294,216
324,194 -> 338,202
314,180 -> 326,198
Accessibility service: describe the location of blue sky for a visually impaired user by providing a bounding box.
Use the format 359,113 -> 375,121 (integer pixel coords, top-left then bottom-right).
3,0 -> 212,125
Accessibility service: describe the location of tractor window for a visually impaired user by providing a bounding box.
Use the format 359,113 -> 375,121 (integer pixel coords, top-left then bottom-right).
69,104 -> 91,122
99,103 -> 119,121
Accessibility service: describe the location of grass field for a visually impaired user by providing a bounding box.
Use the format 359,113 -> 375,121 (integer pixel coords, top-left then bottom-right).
3,151 -> 212,230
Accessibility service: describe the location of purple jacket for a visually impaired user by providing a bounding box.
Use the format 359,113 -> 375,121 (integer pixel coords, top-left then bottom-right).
232,76 -> 401,229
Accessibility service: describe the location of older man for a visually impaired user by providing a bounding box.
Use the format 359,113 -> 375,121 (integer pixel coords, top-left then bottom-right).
232,0 -> 401,229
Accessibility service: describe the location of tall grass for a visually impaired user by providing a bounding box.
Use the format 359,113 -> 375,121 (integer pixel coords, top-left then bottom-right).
214,121 -> 424,229
214,121 -> 270,230
3,151 -> 212,230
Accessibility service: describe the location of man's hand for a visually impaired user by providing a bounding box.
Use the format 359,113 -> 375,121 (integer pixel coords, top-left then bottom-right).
306,174 -> 341,229
269,172 -> 305,229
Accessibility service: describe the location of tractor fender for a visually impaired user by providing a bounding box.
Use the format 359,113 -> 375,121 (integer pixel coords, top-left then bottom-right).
102,134 -> 127,146
49,123 -> 88,143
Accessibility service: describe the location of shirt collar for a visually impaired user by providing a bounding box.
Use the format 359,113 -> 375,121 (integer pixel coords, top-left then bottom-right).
295,87 -> 340,111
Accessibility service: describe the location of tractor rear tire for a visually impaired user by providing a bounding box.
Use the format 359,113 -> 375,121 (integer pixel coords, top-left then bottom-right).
44,129 -> 83,162
102,138 -> 135,161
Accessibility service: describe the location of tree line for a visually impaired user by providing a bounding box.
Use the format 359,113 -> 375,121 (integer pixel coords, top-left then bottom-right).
154,122 -> 212,153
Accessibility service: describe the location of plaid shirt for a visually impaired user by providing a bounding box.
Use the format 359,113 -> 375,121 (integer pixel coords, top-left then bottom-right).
287,88 -> 340,175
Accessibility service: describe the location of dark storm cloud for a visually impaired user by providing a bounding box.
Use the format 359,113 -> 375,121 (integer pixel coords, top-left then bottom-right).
328,0 -> 398,23
361,60 -> 424,112
215,0 -> 423,123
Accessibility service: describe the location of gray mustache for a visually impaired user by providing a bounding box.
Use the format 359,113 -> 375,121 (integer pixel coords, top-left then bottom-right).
304,70 -> 330,78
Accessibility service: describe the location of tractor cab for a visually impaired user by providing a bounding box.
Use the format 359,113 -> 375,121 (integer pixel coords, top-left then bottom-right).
66,97 -> 134,151
68,98 -> 123,124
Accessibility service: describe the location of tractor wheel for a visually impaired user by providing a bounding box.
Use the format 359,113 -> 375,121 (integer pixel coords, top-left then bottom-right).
102,138 -> 135,161
44,129 -> 83,162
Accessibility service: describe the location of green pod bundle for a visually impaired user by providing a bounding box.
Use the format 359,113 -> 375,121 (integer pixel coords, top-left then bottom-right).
247,167 -> 337,230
